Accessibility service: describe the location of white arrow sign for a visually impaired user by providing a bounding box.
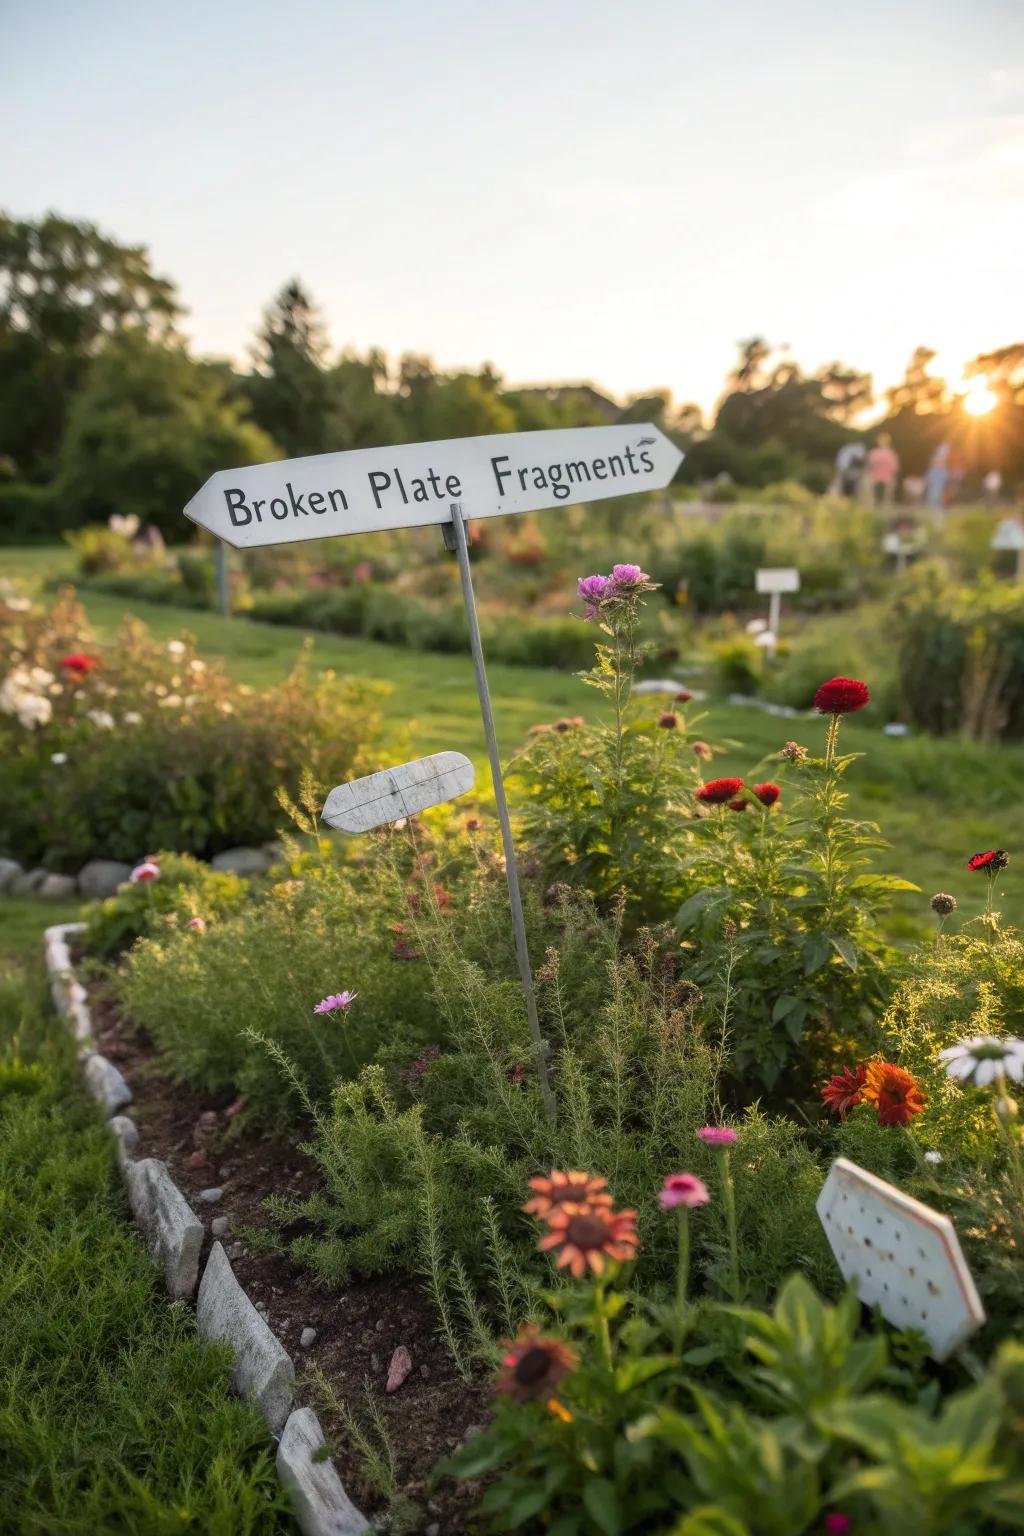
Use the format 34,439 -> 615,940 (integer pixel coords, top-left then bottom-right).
184,424 -> 682,548
322,752 -> 474,833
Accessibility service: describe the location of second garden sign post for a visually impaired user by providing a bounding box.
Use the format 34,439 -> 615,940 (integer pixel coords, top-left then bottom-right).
185,424 -> 684,1119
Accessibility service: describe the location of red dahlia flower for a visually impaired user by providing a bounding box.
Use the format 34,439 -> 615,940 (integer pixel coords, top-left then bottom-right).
753,782 -> 781,807
813,677 -> 870,715
696,777 -> 744,805
967,849 -> 1009,873
821,1064 -> 867,1119
727,796 -> 748,812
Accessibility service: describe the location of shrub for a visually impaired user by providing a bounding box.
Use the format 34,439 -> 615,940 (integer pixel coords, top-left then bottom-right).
83,850 -> 249,958
897,568 -> 1024,740
0,480 -> 62,542
0,589 -> 385,868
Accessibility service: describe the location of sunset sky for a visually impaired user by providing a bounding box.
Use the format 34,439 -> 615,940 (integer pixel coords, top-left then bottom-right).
4,0 -> 1022,416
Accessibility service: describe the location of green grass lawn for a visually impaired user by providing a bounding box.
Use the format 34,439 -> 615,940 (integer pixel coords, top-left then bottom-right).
0,969 -> 296,1533
4,544 -> 1023,937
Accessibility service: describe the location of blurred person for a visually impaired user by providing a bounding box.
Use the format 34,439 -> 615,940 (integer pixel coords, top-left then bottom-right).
926,441 -> 950,512
947,444 -> 966,503
868,433 -> 899,509
984,469 -> 1003,505
832,440 -> 867,498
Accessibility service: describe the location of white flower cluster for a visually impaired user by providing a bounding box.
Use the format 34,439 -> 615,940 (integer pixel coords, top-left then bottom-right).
0,665 -> 55,729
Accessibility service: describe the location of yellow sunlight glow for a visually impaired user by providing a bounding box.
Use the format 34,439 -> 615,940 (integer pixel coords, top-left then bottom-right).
963,379 -> 998,416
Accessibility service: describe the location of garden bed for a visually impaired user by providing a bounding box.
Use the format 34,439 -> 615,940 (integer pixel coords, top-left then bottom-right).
85,976 -> 489,1529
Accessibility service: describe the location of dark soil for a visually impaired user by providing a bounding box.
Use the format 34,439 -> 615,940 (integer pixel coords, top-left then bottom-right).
87,983 -> 490,1531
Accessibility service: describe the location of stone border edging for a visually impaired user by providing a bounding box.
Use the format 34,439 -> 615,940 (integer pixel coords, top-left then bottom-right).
43,923 -> 370,1536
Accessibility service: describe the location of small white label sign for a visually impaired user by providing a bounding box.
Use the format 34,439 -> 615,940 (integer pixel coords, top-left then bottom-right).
817,1157 -> 984,1361
755,567 -> 800,595
184,424 -> 683,549
321,752 -> 474,833
991,517 -> 1024,552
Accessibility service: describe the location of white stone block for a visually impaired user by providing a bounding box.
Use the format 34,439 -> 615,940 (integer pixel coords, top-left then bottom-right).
277,1407 -> 370,1536
124,1157 -> 204,1298
83,1051 -> 132,1114
197,1242 -> 294,1432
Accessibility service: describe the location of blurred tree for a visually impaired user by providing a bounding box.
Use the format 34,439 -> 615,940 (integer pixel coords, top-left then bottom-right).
330,350 -> 405,449
56,333 -> 280,537
879,346 -> 950,474
0,212 -> 179,480
396,357 -> 516,440
246,279 -> 335,458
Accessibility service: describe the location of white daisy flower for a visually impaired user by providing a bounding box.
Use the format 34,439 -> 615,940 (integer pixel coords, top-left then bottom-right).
939,1035 -> 1024,1086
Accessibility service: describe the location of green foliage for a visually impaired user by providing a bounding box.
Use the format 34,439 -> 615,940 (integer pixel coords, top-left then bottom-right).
444,1268 -> 1024,1535
897,567 -> 1024,740
55,332 -> 281,539
83,849 -> 249,958
0,590 -> 385,868
0,976 -> 293,1533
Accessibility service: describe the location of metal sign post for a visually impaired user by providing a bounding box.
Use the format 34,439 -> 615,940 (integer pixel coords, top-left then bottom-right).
444,504 -> 556,1121
215,539 -> 231,617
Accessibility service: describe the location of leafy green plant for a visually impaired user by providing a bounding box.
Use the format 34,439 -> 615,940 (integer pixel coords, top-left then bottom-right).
83,849 -> 249,958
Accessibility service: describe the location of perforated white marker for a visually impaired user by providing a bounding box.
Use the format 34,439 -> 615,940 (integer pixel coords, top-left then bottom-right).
321,752 -> 474,833
816,1157 -> 985,1361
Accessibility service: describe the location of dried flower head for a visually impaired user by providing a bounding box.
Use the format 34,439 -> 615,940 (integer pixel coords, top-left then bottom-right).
753,782 -> 781,807
537,1201 -> 639,1278
727,795 -> 748,812
967,849 -> 1009,873
658,1172 -> 710,1210
675,688 -> 694,703
862,1061 -> 926,1127
692,740 -> 713,760
523,1170 -> 613,1219
658,711 -> 680,730
780,740 -> 807,763
821,1064 -> 867,1119
930,892 -> 957,916
695,777 -> 744,805
813,677 -> 870,715
495,1325 -> 576,1401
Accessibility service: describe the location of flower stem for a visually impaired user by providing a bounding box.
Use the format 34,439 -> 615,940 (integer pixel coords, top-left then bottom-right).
718,1148 -> 740,1301
673,1208 -> 691,1353
593,1283 -> 614,1371
824,713 -> 840,768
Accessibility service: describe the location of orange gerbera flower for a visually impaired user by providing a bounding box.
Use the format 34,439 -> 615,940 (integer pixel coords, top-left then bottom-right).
537,1201 -> 639,1278
862,1060 -> 926,1127
494,1325 -> 577,1401
523,1169 -> 613,1219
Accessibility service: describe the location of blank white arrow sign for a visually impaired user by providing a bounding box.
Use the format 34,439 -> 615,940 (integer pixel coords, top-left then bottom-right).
321,752 -> 475,833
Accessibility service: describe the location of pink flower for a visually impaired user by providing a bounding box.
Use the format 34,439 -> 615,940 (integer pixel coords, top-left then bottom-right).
313,990 -> 358,1014
577,574 -> 611,608
611,563 -> 648,587
697,1126 -> 738,1146
130,861 -> 160,883
187,916 -> 207,933
658,1173 -> 710,1210
824,1517 -> 852,1536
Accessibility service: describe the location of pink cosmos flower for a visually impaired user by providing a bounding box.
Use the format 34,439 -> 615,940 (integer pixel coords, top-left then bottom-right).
824,1516 -> 852,1536
697,1126 -> 738,1146
130,861 -> 160,883
314,990 -> 358,1015
611,563 -> 648,587
658,1173 -> 710,1210
187,916 -> 207,933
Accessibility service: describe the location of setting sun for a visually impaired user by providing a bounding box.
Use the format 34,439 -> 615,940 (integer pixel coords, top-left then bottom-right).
963,379 -> 998,416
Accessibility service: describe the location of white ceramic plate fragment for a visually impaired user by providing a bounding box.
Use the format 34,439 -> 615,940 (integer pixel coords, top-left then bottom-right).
816,1156 -> 985,1361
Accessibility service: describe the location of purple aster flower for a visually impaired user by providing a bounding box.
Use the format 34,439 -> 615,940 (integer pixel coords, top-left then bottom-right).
314,990 -> 358,1015
611,563 -> 649,588
577,574 -> 611,608
697,1125 -> 738,1146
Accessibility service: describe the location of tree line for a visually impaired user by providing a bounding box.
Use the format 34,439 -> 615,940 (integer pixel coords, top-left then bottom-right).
1,213 -> 1021,539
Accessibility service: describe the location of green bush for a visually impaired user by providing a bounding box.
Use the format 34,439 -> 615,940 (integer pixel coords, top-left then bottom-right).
0,480 -> 62,541
0,590 -> 385,868
897,568 -> 1024,740
83,849 -> 249,958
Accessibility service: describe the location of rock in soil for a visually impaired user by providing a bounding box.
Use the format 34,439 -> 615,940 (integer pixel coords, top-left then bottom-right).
386,1345 -> 413,1393
211,1215 -> 230,1237
197,1186 -> 224,1204
196,1242 -> 294,1433
300,1326 -> 317,1348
